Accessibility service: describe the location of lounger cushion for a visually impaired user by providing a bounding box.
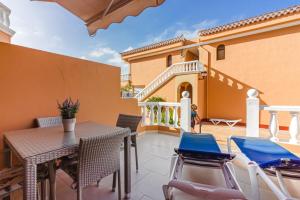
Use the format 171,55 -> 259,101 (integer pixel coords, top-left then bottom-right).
231,136 -> 300,168
178,133 -> 233,160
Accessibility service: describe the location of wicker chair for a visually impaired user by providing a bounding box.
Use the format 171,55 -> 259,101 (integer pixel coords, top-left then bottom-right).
0,167 -> 23,199
116,114 -> 142,172
61,129 -> 129,200
36,116 -> 62,128
36,116 -> 62,199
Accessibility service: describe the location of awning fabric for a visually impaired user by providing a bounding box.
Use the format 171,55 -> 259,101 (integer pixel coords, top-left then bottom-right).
34,0 -> 165,36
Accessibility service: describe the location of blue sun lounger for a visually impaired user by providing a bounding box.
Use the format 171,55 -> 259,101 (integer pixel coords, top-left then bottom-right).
228,136 -> 300,200
163,133 -> 246,200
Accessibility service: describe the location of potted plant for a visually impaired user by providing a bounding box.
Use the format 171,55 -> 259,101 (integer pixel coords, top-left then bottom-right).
57,98 -> 80,132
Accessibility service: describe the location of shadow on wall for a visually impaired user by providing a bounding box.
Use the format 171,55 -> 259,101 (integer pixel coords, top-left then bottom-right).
207,68 -> 265,123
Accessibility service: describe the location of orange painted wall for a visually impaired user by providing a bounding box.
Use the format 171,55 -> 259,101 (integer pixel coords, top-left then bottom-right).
0,31 -> 11,43
147,78 -> 176,102
201,24 -> 300,126
0,43 -> 139,165
130,51 -> 184,86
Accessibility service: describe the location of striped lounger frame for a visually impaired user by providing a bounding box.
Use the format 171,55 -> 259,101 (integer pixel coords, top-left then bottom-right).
163,133 -> 246,200
228,136 -> 300,200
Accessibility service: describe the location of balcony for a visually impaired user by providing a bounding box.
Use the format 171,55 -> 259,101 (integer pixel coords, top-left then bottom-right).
121,74 -> 131,82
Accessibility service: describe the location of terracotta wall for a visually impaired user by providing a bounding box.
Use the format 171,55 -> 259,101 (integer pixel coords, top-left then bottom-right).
130,51 -> 184,87
0,31 -> 11,43
0,43 -> 139,165
200,24 -> 300,126
147,78 -> 176,102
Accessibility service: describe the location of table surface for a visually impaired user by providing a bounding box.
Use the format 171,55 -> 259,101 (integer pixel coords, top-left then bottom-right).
4,121 -> 129,159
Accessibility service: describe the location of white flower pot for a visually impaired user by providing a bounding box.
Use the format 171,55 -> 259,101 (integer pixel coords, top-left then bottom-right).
62,118 -> 76,132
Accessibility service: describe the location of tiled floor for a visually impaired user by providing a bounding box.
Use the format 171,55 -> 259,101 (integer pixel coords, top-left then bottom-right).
55,133 -> 178,200
49,125 -> 300,200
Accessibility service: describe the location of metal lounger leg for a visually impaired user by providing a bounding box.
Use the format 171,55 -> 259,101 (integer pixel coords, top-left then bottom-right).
256,167 -> 290,200
248,163 -> 260,200
275,170 -> 292,198
223,162 -> 243,192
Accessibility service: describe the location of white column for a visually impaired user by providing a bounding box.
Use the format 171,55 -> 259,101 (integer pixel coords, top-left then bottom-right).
269,111 -> 279,142
174,106 -> 179,128
180,91 -> 191,136
157,105 -> 162,126
289,112 -> 300,144
246,89 -> 260,137
150,104 -> 154,125
165,106 -> 170,126
141,105 -> 146,126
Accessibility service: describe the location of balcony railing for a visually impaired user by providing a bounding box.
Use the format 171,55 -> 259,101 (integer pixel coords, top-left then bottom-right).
135,60 -> 205,101
138,102 -> 181,128
138,91 -> 191,134
0,3 -> 11,28
121,74 -> 131,82
246,89 -> 300,144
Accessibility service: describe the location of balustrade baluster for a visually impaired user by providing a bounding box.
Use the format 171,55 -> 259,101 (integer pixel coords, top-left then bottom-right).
173,106 -> 179,128
269,111 -> 279,142
289,112 -> 300,144
157,105 -> 162,125
150,104 -> 155,125
165,106 -> 170,126
141,105 -> 146,126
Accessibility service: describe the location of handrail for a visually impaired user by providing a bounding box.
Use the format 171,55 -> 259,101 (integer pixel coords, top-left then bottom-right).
138,102 -> 180,107
135,60 -> 205,101
260,105 -> 300,112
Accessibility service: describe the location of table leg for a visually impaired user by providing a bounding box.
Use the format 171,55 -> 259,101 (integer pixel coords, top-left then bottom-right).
124,136 -> 131,199
3,141 -> 12,168
48,160 -> 57,200
24,160 -> 37,200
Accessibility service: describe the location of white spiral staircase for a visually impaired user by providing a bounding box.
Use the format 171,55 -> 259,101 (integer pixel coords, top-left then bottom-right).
135,60 -> 205,101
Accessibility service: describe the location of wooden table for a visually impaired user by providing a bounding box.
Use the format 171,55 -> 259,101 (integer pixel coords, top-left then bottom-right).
3,121 -> 132,200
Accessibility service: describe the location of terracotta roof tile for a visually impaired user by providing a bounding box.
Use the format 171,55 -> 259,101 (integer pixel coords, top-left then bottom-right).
121,35 -> 185,56
199,5 -> 300,36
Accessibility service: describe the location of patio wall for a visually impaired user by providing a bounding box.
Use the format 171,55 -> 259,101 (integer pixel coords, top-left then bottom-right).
0,42 -> 139,167
200,24 -> 300,127
130,50 -> 183,87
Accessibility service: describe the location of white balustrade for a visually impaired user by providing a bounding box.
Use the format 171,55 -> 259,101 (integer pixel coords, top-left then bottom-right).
246,89 -> 300,144
138,102 -> 180,128
0,5 -> 10,27
269,111 -> 279,142
138,92 -> 191,135
135,60 -> 205,101
0,3 -> 14,36
120,74 -> 131,82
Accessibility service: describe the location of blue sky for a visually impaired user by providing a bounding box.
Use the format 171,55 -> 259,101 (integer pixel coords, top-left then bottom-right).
2,0 -> 300,73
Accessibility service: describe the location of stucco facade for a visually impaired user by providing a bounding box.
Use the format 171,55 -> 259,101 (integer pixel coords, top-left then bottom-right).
0,2 -> 15,43
0,42 -> 139,167
121,5 -> 300,127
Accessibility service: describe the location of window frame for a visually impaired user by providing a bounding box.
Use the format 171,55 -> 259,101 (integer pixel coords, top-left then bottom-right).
167,55 -> 173,67
216,44 -> 225,60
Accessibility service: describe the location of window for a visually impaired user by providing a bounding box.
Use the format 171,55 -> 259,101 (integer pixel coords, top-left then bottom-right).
216,44 -> 225,60
167,55 -> 172,67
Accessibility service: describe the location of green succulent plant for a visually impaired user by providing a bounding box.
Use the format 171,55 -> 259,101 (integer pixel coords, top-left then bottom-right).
57,98 -> 80,119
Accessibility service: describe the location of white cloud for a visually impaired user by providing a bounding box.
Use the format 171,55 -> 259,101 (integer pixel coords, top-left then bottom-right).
88,47 -> 129,74
141,19 -> 218,45
89,47 -> 117,57
123,46 -> 133,52
175,20 -> 218,39
11,16 -> 64,52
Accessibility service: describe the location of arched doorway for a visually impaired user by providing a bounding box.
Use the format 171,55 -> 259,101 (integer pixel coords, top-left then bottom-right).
177,82 -> 193,102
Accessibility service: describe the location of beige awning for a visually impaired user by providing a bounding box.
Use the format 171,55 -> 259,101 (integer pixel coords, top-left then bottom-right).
35,0 -> 165,36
